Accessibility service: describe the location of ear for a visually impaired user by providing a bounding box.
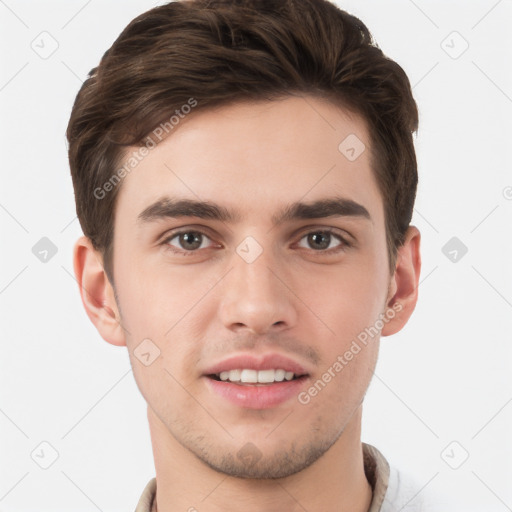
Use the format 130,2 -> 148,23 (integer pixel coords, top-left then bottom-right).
381,226 -> 421,337
73,236 -> 126,346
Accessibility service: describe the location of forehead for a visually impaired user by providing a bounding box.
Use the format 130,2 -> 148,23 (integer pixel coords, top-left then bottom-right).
114,95 -> 383,225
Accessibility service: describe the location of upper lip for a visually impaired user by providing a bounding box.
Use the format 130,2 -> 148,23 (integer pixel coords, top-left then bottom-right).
202,353 -> 311,376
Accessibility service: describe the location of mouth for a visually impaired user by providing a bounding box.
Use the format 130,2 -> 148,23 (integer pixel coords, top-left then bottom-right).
206,369 -> 309,385
204,371 -> 310,409
201,352 -> 312,409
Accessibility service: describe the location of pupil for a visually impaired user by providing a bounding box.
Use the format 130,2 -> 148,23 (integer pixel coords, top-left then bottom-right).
309,232 -> 329,250
181,232 -> 201,249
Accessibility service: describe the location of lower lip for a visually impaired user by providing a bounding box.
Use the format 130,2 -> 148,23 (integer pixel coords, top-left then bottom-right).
204,376 -> 309,410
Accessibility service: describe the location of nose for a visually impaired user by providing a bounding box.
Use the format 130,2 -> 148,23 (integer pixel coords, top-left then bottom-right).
218,246 -> 298,335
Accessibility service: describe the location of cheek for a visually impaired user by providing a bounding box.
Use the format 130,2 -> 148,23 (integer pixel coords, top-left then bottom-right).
299,252 -> 386,404
115,249 -> 216,335
114,254 -> 216,394
306,258 -> 387,340
298,343 -> 378,429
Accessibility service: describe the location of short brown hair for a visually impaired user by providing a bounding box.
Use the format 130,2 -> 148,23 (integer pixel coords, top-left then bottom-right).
66,0 -> 418,284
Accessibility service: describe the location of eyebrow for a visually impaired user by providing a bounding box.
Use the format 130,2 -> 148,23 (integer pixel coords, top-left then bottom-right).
137,196 -> 372,226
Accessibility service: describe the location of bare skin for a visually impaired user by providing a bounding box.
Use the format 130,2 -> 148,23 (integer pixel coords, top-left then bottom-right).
74,94 -> 421,512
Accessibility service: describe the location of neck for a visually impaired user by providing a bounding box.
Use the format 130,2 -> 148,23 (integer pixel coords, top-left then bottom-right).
148,405 -> 373,512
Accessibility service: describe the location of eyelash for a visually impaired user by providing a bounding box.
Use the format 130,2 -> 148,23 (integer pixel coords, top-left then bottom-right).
160,227 -> 352,257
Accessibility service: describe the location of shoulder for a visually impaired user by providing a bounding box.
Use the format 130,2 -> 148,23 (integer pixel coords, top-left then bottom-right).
362,443 -> 453,512
381,465 -> 453,512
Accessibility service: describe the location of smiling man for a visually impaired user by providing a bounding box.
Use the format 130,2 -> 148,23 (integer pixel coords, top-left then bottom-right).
66,1 -> 426,511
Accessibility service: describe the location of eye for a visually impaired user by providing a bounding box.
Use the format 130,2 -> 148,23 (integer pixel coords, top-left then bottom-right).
161,227 -> 352,257
296,229 -> 351,254
162,230 -> 216,255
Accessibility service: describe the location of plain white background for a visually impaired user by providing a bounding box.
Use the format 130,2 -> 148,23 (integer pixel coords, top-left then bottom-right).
1,0 -> 511,510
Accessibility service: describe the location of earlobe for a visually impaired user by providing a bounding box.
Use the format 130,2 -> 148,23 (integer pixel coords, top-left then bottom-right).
381,226 -> 421,337
73,236 -> 126,347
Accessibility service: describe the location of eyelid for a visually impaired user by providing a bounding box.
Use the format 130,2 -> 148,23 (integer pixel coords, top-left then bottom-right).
159,225 -> 217,243
294,224 -> 353,240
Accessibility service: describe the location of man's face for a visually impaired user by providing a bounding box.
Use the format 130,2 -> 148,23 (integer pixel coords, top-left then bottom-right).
111,95 -> 393,478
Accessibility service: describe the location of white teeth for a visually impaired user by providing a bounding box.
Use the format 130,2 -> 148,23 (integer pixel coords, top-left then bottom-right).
257,369 -> 275,383
215,369 -> 299,383
240,369 -> 258,383
228,369 -> 241,382
274,369 -> 286,382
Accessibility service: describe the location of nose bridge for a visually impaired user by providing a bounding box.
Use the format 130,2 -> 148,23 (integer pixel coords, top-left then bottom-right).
219,237 -> 296,333
234,233 -> 278,288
